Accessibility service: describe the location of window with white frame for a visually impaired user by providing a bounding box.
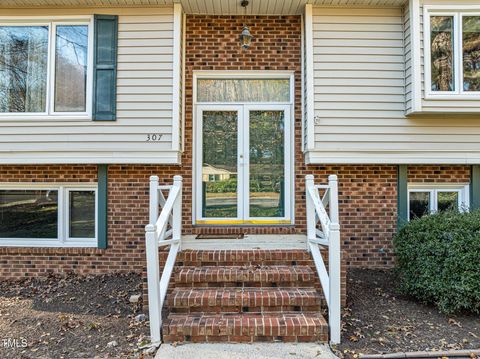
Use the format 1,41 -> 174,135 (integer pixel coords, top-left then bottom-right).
0,184 -> 97,247
425,8 -> 480,95
0,18 -> 92,117
408,184 -> 469,221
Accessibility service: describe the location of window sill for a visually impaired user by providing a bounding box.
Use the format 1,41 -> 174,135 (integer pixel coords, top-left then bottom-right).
0,239 -> 98,248
0,115 -> 93,122
425,93 -> 480,101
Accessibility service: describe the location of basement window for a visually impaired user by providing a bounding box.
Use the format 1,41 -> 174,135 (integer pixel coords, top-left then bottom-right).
425,8 -> 480,97
408,184 -> 469,221
0,184 -> 97,247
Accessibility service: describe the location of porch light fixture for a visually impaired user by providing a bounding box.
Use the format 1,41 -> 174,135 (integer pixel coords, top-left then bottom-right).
240,0 -> 253,49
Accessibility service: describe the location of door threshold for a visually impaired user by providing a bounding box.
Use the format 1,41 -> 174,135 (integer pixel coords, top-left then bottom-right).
195,220 -> 293,225
196,233 -> 245,240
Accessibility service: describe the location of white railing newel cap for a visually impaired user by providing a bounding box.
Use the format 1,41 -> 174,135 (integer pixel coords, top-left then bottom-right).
145,224 -> 157,232
150,175 -> 159,182
173,175 -> 183,183
328,174 -> 338,182
305,174 -> 314,181
329,223 -> 340,231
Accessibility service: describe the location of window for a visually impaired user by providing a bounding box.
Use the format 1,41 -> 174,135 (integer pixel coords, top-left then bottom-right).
0,184 -> 97,247
425,8 -> 480,96
197,78 -> 291,103
408,184 -> 469,221
0,18 -> 92,118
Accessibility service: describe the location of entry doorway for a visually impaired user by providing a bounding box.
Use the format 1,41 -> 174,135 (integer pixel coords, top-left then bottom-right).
193,73 -> 294,225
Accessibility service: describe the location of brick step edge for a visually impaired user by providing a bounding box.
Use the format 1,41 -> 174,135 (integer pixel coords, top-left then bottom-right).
168,288 -> 324,311
174,266 -> 316,285
162,313 -> 328,344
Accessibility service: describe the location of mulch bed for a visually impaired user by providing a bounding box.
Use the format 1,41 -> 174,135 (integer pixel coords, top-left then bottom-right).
334,268 -> 480,359
0,273 -> 152,359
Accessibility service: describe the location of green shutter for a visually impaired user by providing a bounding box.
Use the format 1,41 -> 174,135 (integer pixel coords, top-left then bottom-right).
97,165 -> 108,249
470,165 -> 480,210
397,165 -> 408,230
93,15 -> 118,121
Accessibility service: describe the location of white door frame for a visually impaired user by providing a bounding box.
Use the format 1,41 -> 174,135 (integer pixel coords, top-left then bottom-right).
192,71 -> 295,226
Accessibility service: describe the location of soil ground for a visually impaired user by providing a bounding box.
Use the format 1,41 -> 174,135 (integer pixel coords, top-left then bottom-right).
0,273 -> 151,359
334,268 -> 480,358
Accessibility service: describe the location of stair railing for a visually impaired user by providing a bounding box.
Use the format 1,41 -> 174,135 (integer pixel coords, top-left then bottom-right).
305,174 -> 341,344
145,175 -> 182,343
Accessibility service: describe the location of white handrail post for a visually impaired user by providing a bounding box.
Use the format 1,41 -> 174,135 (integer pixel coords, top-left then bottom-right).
172,175 -> 183,250
328,174 -> 341,344
149,176 -> 159,225
305,175 -> 315,251
145,224 -> 161,343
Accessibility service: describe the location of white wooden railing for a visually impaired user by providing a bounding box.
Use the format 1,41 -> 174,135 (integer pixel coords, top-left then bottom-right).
145,175 -> 182,343
305,174 -> 341,344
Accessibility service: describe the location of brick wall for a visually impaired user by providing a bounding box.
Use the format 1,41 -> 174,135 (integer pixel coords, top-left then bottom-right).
181,15 -> 303,235
408,165 -> 471,183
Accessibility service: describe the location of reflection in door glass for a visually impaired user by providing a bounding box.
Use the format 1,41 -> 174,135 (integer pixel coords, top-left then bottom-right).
249,111 -> 285,218
202,111 -> 238,218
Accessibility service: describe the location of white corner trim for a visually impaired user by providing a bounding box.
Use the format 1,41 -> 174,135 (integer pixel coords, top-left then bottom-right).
171,3 -> 183,152
410,0 -> 422,113
304,4 -> 315,151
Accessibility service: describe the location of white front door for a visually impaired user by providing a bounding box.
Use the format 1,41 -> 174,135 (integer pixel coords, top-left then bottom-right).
195,104 -> 292,225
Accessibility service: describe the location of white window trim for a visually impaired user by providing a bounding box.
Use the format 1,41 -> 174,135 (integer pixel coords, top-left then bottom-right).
0,16 -> 94,121
407,183 -> 470,221
424,6 -> 480,99
0,182 -> 97,247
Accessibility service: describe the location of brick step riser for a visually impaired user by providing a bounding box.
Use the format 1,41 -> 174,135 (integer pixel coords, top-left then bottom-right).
175,260 -> 316,267
173,282 -> 316,288
163,334 -> 328,343
170,305 -> 322,314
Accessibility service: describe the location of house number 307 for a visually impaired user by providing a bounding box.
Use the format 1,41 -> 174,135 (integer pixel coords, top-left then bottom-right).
146,134 -> 163,141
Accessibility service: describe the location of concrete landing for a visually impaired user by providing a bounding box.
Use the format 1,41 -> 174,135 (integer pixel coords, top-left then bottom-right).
181,234 -> 307,250
155,343 -> 338,359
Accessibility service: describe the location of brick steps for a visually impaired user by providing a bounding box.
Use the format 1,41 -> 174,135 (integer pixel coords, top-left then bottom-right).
162,312 -> 328,343
161,250 -> 328,343
168,287 -> 323,313
174,265 -> 316,288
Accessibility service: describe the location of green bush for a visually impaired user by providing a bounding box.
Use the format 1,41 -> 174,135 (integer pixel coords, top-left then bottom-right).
393,210 -> 480,314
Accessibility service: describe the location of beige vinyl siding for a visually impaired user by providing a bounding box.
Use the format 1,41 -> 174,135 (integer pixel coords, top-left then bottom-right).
419,0 -> 480,113
404,3 -> 413,114
308,6 -> 480,164
0,7 -> 180,164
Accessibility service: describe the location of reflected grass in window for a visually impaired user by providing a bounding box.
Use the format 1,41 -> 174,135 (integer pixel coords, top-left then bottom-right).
0,190 -> 58,238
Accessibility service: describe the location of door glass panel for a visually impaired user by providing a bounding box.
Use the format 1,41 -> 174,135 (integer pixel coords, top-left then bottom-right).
202,111 -> 238,218
409,191 -> 430,220
249,110 -> 285,218
437,191 -> 459,212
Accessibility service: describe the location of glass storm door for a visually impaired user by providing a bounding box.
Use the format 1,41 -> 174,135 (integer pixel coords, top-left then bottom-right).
196,105 -> 291,224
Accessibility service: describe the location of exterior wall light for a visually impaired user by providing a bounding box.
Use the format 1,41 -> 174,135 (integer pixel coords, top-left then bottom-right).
240,0 -> 253,49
